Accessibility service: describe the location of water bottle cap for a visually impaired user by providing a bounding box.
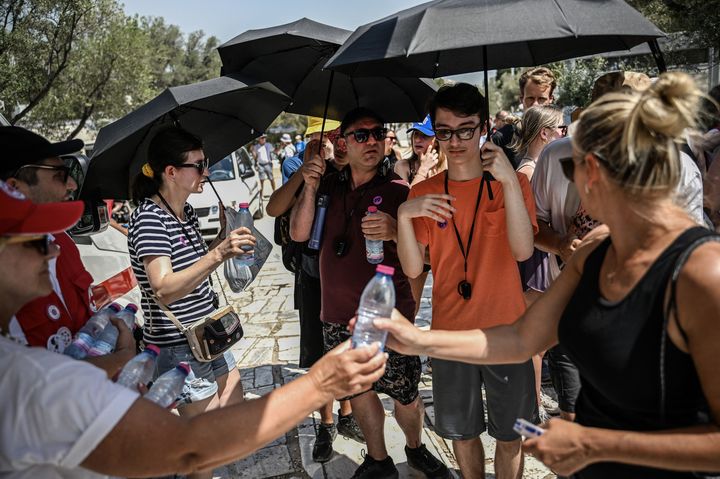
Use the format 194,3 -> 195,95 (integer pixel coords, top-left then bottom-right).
367,205 -> 378,213
238,202 -> 250,209
145,344 -> 160,356
176,362 -> 191,375
125,303 -> 138,313
108,303 -> 122,312
376,265 -> 395,276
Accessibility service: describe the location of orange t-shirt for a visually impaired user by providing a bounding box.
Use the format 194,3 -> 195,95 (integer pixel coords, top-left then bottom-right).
409,172 -> 538,331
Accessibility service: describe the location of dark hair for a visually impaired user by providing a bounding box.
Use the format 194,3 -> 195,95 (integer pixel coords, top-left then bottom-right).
340,107 -> 385,135
1,164 -> 39,185
428,83 -> 487,127
131,126 -> 203,201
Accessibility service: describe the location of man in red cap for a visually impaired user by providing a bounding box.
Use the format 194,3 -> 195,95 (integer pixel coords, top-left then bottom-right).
0,126 -> 135,374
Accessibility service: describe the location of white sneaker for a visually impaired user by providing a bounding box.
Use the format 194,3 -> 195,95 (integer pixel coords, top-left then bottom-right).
540,391 -> 560,415
538,405 -> 552,424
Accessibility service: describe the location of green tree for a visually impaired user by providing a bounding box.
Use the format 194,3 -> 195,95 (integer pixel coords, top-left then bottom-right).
29,0 -> 154,139
0,0 -> 93,123
627,0 -> 720,51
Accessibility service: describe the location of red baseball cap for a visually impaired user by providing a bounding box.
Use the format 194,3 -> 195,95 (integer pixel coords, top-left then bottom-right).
0,180 -> 83,236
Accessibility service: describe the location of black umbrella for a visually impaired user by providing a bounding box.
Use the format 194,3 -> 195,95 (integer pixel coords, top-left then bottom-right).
217,17 -> 437,124
325,0 -> 666,77
83,76 -> 290,200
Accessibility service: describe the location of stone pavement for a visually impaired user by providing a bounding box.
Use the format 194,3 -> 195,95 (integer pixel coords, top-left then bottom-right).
210,211 -> 555,479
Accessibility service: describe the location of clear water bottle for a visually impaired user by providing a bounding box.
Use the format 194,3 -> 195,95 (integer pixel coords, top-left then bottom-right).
234,202 -> 254,267
86,304 -> 138,357
116,345 -> 161,389
145,362 -> 191,409
64,303 -> 121,359
365,206 -> 384,264
352,265 -> 396,352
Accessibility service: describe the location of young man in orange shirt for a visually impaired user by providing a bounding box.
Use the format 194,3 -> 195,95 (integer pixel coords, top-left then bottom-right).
397,83 -> 538,479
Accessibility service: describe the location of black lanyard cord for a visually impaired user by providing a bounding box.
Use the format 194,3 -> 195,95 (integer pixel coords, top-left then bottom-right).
156,193 -> 207,257
444,171 -> 485,278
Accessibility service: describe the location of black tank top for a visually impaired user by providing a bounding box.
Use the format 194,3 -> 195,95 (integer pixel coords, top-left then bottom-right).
558,227 -> 712,479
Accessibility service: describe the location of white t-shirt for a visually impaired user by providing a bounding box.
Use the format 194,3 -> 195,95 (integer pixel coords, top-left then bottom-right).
0,336 -> 139,478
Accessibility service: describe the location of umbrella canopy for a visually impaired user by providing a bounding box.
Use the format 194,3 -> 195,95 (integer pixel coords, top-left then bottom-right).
325,0 -> 665,77
83,76 -> 290,200
218,17 -> 437,122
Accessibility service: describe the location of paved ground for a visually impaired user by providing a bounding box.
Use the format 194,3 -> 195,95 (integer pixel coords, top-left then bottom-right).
210,194 -> 555,479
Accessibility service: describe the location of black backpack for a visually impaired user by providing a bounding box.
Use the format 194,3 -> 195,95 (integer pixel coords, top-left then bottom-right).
274,211 -> 302,274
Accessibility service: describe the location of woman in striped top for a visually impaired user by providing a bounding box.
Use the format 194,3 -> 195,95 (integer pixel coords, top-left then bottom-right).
128,127 -> 255,479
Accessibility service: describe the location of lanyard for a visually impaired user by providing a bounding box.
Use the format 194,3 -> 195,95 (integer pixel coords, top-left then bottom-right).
444,171 -> 485,279
156,193 -> 207,257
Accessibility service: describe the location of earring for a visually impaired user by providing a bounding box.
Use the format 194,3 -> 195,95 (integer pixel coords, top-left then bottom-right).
584,184 -> 591,195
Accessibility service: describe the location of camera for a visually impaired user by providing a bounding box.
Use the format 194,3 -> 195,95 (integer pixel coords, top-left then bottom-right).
334,237 -> 349,257
457,280 -> 472,300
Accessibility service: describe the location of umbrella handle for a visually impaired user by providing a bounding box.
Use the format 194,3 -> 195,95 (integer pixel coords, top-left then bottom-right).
482,46 -> 495,200
205,176 -> 226,210
318,70 -> 335,149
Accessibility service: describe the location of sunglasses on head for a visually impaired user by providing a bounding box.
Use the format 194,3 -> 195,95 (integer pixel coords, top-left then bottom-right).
434,125 -> 480,142
1,234 -> 53,255
176,157 -> 210,173
344,127 -> 387,143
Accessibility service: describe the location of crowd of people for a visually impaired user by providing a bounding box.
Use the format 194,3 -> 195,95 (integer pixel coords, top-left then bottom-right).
0,64 -> 719,479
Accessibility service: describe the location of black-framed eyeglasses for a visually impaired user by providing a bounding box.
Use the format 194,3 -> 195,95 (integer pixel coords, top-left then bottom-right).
1,234 -> 53,255
434,125 -> 480,141
344,127 -> 387,143
176,157 -> 210,173
12,164 -> 72,184
558,125 -> 568,137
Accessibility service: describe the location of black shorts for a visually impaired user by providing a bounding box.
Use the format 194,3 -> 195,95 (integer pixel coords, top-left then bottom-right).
322,321 -> 421,405
546,344 -> 581,414
297,269 -> 324,368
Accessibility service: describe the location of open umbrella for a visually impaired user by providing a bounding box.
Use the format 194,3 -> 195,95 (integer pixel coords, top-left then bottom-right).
325,0 -> 666,78
82,76 -> 290,200
217,17 -> 437,124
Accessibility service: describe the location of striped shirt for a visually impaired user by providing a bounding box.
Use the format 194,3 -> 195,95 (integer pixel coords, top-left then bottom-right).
128,199 -> 215,346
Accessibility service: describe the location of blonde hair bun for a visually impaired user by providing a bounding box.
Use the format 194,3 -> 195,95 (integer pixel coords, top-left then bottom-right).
633,72 -> 701,140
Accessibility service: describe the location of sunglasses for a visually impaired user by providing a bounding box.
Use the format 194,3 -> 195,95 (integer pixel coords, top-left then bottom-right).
559,152 -> 613,182
13,164 -> 72,184
386,135 -> 397,142
344,127 -> 387,143
176,157 -> 210,173
435,125 -> 480,141
1,234 -> 53,255
558,125 -> 568,137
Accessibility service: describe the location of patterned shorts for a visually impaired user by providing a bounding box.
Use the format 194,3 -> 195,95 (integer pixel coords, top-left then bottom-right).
322,321 -> 421,405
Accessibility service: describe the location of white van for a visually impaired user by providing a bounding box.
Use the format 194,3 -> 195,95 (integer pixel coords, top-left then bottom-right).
188,147 -> 261,242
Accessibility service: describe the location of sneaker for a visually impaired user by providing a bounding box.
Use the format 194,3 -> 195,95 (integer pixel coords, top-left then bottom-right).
351,452 -> 398,479
337,410 -> 366,443
312,423 -> 336,463
405,444 -> 449,478
540,391 -> 560,416
538,405 -> 552,424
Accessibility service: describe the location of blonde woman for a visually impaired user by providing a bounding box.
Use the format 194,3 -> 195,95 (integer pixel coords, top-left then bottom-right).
512,104 -> 565,182
374,72 -> 720,478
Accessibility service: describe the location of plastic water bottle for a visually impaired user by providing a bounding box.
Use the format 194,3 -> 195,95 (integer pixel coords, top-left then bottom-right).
308,194 -> 329,250
145,362 -> 191,409
352,265 -> 396,352
234,203 -> 254,267
116,345 -> 161,389
64,303 -> 121,359
365,206 -> 384,264
86,304 -> 138,357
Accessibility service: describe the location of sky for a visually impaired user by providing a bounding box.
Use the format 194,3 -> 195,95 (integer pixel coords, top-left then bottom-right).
119,0 -> 486,83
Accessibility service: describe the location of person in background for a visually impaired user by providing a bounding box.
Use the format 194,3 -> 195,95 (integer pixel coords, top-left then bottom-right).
519,67 -> 557,110
128,126 -> 251,479
267,116 -> 366,463
375,72 -> 720,479
382,128 -> 403,174
253,133 -> 276,196
279,133 -> 297,167
0,179 -> 387,478
295,133 -> 306,155
494,110 -> 509,130
0,126 -> 136,377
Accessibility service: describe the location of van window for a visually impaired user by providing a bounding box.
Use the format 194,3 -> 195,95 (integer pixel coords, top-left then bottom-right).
208,156 -> 235,182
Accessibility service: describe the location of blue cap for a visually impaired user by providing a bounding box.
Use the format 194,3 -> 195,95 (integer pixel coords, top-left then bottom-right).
407,115 -> 434,137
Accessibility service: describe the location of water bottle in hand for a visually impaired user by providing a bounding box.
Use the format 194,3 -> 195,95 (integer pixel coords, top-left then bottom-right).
145,362 -> 191,409
86,304 -> 138,357
365,206 -> 384,264
116,345 -> 160,389
352,265 -> 396,352
234,203 -> 254,267
64,303 -> 121,359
